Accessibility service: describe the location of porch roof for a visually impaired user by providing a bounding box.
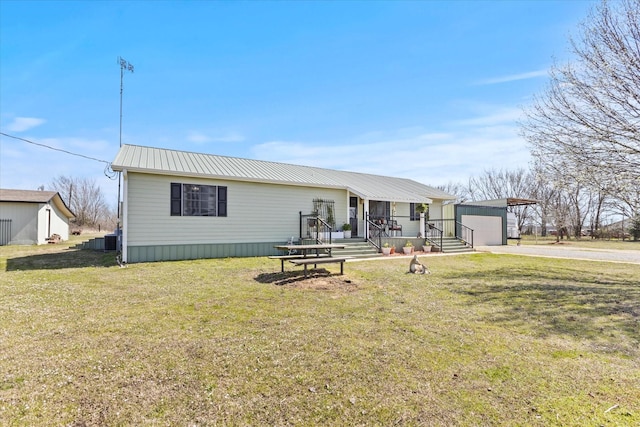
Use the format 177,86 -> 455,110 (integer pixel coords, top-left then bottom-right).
112,144 -> 456,203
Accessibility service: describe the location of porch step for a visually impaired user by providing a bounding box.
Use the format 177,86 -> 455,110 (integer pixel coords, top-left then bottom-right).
74,237 -> 105,250
330,238 -> 382,259
434,237 -> 474,254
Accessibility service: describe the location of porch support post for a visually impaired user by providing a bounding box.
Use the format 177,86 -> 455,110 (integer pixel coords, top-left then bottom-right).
364,198 -> 370,240
346,193 -> 350,229
420,212 -> 425,238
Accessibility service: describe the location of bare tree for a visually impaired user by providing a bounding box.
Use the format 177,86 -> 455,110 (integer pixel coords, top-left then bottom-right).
565,183 -> 591,238
585,189 -> 609,238
529,168 -> 557,237
467,168 -> 536,233
436,181 -> 471,204
552,190 -> 573,242
521,0 -> 640,194
50,176 -> 114,229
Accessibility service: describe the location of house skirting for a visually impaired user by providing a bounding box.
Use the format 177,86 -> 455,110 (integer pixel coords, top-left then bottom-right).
126,241 -> 282,263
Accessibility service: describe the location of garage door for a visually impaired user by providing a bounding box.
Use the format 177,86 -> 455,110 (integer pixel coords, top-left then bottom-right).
461,215 -> 503,246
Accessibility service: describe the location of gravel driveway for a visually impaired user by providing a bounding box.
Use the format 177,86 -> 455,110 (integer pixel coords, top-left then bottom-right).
476,244 -> 640,265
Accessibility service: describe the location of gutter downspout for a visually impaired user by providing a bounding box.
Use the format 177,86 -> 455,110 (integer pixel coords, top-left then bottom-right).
122,169 -> 128,263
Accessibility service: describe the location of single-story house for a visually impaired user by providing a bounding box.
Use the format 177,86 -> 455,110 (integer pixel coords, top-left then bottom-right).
0,189 -> 75,245
111,144 -> 457,263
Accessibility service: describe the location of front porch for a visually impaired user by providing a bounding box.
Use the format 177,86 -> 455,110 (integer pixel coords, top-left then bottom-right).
297,208 -> 474,255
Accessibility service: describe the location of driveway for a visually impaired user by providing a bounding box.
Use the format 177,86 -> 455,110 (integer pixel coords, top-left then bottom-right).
476,244 -> 640,265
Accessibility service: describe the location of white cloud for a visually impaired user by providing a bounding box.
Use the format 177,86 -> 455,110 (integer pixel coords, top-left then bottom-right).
475,69 -> 548,85
187,131 -> 212,143
251,111 -> 531,187
4,117 -> 46,132
448,107 -> 524,127
187,130 -> 244,144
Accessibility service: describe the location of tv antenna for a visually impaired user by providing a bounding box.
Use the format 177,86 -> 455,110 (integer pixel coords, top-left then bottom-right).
117,57 -> 134,237
118,57 -> 134,147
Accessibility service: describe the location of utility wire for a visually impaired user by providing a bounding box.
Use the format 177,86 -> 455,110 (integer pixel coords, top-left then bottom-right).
1,131 -> 110,164
0,131 -> 118,179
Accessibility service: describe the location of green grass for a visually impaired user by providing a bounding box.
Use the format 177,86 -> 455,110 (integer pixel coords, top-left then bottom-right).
1,241 -> 639,426
515,234 -> 640,250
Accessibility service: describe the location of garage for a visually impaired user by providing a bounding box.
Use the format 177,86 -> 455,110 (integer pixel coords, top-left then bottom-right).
461,214 -> 503,246
456,198 -> 538,246
454,204 -> 507,246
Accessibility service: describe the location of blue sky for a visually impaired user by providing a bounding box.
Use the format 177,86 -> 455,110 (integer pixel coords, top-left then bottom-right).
1,0 -> 595,206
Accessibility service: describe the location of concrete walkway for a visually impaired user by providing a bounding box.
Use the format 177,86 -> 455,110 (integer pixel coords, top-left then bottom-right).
476,244 -> 640,265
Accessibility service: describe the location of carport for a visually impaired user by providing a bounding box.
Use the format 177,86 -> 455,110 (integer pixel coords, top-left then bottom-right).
456,198 -> 538,246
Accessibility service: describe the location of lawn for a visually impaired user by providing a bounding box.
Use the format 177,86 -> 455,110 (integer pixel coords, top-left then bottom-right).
514,235 -> 640,251
1,240 -> 638,426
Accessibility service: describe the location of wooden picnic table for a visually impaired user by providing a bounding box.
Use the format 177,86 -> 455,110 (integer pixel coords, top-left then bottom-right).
273,243 -> 346,257
271,243 -> 347,274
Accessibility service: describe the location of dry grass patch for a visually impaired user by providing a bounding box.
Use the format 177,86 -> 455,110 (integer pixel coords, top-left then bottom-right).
1,244 -> 638,426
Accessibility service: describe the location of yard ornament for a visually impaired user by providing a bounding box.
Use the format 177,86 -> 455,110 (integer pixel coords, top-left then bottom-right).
409,255 -> 430,275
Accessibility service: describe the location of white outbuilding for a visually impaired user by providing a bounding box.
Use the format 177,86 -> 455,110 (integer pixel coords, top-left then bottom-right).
0,189 -> 75,245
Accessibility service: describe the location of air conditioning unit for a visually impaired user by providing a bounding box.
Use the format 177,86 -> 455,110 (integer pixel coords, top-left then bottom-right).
104,234 -> 118,251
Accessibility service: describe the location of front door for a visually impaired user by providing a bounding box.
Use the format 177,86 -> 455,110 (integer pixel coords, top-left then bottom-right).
349,197 -> 358,237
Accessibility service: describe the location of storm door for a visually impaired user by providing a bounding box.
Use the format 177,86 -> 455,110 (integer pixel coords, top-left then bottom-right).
349,197 -> 358,237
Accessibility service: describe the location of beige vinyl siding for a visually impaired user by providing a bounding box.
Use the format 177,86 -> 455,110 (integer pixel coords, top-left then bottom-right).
443,203 -> 455,220
375,201 -> 446,237
392,203 -> 420,237
429,201 -> 444,220
126,172 -> 348,246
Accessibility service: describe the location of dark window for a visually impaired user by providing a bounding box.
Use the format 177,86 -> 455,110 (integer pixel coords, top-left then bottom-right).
217,186 -> 227,217
170,183 -> 182,216
170,183 -> 227,217
410,203 -> 428,221
410,203 -> 418,221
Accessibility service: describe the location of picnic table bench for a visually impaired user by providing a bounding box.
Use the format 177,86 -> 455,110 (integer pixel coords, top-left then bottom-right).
289,257 -> 348,278
268,254 -> 329,272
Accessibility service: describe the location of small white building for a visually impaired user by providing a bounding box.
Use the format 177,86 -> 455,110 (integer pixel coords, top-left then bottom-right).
0,189 -> 75,245
111,144 -> 457,263
455,198 -> 538,245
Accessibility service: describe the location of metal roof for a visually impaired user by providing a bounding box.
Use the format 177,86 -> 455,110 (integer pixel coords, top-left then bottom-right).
462,198 -> 539,207
0,188 -> 75,218
112,144 -> 456,203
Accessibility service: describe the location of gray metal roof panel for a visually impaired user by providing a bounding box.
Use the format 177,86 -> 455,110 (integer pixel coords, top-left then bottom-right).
112,144 -> 455,202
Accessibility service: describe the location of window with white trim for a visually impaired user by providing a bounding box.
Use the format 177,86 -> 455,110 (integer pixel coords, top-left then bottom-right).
170,183 -> 227,217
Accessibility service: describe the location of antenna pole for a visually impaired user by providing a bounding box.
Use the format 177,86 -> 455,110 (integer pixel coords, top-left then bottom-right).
117,57 -> 134,245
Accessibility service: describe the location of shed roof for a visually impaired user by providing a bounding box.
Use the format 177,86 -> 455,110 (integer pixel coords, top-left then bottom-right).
462,198 -> 539,207
112,144 -> 456,204
0,188 -> 75,219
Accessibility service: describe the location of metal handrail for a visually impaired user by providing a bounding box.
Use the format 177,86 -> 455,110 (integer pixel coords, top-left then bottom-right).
425,219 -> 474,251
366,218 -> 383,251
459,222 -> 474,248
315,217 -> 332,243
300,212 -> 333,244
424,221 -> 443,251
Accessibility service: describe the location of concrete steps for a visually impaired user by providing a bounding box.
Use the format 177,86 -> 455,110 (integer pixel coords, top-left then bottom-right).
330,238 -> 382,259
330,237 -> 474,258
435,237 -> 474,254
